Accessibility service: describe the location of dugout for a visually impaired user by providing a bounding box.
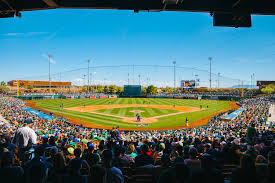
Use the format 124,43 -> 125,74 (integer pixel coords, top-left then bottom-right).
123,85 -> 141,97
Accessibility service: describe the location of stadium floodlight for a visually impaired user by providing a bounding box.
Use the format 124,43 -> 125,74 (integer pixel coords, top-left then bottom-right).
208,57 -> 212,89
82,74 -> 86,86
48,54 -> 52,94
173,61 -> 176,96
218,72 -> 221,88
88,59 -> 90,93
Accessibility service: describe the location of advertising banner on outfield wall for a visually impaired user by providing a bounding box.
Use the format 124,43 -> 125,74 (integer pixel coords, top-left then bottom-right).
109,95 -> 117,98
90,96 -> 95,98
100,96 -> 108,98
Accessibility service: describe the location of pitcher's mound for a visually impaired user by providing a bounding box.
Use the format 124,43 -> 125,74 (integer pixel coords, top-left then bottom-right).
122,117 -> 157,124
129,110 -> 144,113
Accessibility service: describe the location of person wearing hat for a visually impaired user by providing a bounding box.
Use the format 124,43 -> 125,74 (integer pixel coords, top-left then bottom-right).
12,119 -> 37,160
12,119 -> 37,149
82,142 -> 101,163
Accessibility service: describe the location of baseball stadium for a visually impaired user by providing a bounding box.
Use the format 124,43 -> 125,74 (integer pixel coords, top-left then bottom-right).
1,1 -> 275,183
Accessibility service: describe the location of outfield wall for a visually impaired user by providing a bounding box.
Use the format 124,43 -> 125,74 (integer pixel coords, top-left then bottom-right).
13,94 -> 119,100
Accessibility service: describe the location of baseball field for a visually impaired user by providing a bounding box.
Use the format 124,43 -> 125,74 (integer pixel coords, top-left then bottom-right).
29,98 -> 236,130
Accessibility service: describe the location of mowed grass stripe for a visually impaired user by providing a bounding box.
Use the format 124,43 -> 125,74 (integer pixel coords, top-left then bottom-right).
113,98 -> 122,104
152,108 -> 171,115
46,109 -> 121,126
38,104 -> 122,122
144,107 -> 157,116
119,108 -> 127,117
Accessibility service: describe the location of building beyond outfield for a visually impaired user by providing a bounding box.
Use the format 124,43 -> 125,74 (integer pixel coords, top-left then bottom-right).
8,80 -> 71,88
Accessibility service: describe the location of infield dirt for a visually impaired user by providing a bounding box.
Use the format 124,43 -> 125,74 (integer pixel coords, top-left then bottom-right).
65,104 -> 202,124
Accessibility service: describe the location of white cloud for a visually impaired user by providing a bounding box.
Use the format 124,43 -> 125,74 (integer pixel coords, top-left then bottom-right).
28,32 -> 49,36
72,78 -> 84,86
3,32 -> 49,37
3,33 -> 24,36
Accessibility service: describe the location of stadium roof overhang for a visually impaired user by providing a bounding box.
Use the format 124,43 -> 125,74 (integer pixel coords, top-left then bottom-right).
1,0 -> 275,27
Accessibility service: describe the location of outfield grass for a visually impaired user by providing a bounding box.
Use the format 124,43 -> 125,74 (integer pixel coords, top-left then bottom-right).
33,98 -> 231,129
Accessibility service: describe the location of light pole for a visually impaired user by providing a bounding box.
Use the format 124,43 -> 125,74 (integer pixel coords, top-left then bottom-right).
208,57 -> 212,89
48,54 -> 52,94
83,74 -> 86,86
250,74 -> 254,89
173,61 -> 176,96
252,73 -> 255,89
218,72 -> 220,88
128,73 -> 130,85
195,74 -> 198,88
132,64 -> 135,85
88,59 -> 90,93
138,74 -> 141,86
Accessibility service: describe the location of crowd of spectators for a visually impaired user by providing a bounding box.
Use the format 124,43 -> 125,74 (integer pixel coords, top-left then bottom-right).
0,94 -> 274,183
152,90 -> 259,98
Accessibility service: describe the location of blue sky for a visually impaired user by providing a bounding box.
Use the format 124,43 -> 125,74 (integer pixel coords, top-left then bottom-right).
0,9 -> 275,87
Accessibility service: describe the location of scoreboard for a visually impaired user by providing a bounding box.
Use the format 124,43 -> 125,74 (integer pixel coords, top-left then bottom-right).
123,85 -> 141,97
181,80 -> 196,89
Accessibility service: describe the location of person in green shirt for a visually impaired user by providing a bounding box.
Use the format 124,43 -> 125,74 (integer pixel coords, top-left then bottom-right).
82,142 -> 101,163
246,123 -> 256,144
